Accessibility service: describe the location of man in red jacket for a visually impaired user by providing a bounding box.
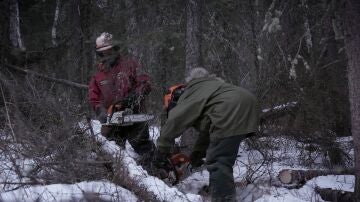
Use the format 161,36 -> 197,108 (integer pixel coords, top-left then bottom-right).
88,32 -> 154,155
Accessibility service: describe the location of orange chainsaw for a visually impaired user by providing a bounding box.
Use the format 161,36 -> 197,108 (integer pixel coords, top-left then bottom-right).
165,153 -> 205,185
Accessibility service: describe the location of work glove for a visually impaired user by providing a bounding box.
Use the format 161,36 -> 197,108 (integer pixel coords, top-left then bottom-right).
151,149 -> 172,179
152,149 -> 171,170
95,106 -> 107,124
190,151 -> 206,168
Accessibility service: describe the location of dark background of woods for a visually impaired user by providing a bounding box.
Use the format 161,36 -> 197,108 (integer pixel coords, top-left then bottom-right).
1,0 -> 351,134
0,0 -> 358,198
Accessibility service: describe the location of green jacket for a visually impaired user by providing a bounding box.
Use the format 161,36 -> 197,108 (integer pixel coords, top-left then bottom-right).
157,77 -> 260,153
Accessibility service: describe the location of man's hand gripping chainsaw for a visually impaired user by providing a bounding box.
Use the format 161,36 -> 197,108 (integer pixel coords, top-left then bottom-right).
103,101 -> 154,126
165,153 -> 205,185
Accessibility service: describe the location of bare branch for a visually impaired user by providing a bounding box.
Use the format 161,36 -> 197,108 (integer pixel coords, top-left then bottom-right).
0,83 -> 16,141
4,64 -> 88,90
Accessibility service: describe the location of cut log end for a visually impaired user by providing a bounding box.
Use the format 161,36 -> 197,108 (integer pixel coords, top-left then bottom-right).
278,169 -> 293,184
278,168 -> 354,186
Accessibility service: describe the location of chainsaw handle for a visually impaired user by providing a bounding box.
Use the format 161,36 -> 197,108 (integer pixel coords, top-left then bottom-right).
170,153 -> 190,165
167,153 -> 191,185
106,100 -> 124,123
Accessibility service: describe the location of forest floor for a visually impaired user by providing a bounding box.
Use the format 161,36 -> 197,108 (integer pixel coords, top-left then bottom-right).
0,121 -> 354,201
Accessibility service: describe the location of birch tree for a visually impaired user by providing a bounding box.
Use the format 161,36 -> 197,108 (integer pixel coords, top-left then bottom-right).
301,0 -> 312,53
51,0 -> 61,46
343,0 -> 360,200
9,0 -> 25,50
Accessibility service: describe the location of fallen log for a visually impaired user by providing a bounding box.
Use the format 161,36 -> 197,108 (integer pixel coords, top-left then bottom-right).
315,187 -> 354,202
83,119 -> 202,202
278,168 -> 354,185
4,63 -> 88,90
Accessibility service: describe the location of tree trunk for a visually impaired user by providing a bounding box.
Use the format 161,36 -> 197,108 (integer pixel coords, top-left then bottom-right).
185,0 -> 202,73
301,0 -> 312,53
80,0 -> 93,81
315,187 -> 354,202
9,0 -> 25,50
125,0 -> 141,58
181,0 -> 203,155
0,1 -> 9,62
343,0 -> 360,201
249,0 -> 261,91
278,168 -> 355,185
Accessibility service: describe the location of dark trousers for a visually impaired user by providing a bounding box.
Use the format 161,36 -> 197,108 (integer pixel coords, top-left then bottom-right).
206,135 -> 248,202
101,122 -> 154,155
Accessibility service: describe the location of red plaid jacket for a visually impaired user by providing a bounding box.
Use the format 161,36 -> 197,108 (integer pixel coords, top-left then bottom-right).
88,55 -> 151,112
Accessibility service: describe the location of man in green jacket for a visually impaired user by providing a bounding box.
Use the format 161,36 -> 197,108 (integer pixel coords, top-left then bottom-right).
156,67 -> 260,201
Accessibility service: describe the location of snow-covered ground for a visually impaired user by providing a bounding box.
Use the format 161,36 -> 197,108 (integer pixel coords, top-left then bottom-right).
0,120 -> 354,201
0,181 -> 138,201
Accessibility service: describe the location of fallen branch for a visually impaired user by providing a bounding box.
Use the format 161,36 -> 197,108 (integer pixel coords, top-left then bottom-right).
4,64 -> 88,90
315,187 -> 354,202
0,181 -> 39,185
261,101 -> 299,121
278,168 -> 355,185
0,182 -> 38,193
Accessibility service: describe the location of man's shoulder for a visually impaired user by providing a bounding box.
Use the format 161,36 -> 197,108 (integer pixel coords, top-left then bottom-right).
187,78 -> 222,89
180,78 -> 221,101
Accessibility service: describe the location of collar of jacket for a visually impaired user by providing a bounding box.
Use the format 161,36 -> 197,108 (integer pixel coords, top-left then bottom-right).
186,77 -> 218,88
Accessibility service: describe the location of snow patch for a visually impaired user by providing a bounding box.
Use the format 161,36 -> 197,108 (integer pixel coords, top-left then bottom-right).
88,120 -> 202,202
0,181 -> 137,202
1,121 -> 354,202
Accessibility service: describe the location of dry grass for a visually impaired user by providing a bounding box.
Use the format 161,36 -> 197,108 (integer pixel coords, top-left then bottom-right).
0,71 -> 158,201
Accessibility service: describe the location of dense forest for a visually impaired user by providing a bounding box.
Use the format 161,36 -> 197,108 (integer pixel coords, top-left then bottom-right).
0,0 -> 359,201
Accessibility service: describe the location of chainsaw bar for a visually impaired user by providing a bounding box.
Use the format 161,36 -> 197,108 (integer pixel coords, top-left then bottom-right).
122,114 -> 154,123
103,111 -> 154,126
